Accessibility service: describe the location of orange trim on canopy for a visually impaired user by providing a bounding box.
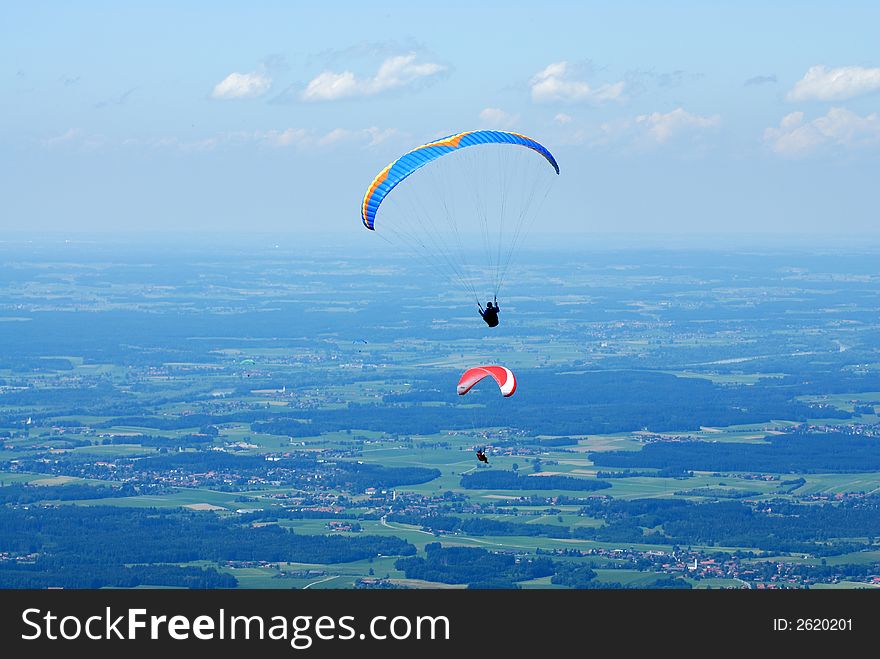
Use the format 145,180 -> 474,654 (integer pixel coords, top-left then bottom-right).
361,164 -> 392,225
417,131 -> 471,151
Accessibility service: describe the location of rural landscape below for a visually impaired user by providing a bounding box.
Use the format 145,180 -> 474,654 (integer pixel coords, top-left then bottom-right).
2,237 -> 879,590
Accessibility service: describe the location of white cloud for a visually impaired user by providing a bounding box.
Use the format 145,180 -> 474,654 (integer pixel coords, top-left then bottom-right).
764,107 -> 880,156
363,127 -> 397,147
478,107 -> 519,129
531,62 -> 588,102
257,128 -> 309,147
593,82 -> 625,102
635,107 -> 721,144
301,53 -> 445,101
211,71 -> 272,99
317,128 -> 354,146
779,111 -> 805,131
554,113 -> 573,125
530,61 -> 625,104
787,65 -> 880,102
302,72 -> 359,101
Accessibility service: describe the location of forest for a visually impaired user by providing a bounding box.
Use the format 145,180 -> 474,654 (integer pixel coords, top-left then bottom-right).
394,543 -> 555,588
591,431 -> 880,473
459,469 -> 611,491
389,494 -> 880,555
574,496 -> 880,554
0,506 -> 416,588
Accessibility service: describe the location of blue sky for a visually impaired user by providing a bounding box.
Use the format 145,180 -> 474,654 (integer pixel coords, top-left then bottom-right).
3,1 -> 880,239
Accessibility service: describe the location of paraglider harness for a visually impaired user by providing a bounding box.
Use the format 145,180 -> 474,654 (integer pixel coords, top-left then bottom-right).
479,297 -> 500,327
476,449 -> 489,464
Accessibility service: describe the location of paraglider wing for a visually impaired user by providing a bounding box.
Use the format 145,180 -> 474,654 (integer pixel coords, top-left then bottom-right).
361,130 -> 559,230
457,365 -> 517,397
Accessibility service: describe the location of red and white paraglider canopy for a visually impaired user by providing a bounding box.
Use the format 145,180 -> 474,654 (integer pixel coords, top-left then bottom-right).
456,365 -> 517,397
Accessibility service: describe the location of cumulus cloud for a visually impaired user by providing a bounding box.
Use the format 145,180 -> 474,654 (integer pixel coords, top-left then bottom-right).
554,113 -> 573,125
787,65 -> 880,102
363,127 -> 398,147
317,128 -> 355,147
211,71 -> 272,99
530,61 -> 625,104
478,107 -> 519,129
764,107 -> 880,156
634,107 -> 721,144
301,53 -> 445,101
256,128 -> 309,147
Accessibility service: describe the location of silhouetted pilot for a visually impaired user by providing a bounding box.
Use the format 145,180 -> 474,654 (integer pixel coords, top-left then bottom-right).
479,297 -> 500,327
476,449 -> 489,464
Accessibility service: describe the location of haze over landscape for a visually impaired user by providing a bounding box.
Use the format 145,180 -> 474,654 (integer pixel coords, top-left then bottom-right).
2,240 -> 880,589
